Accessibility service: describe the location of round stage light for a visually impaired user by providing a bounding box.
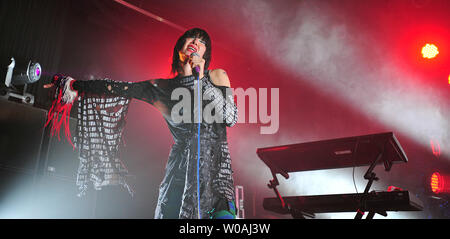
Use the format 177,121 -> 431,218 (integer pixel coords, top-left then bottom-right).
430,172 -> 450,194
4,58 -> 43,87
430,172 -> 443,193
8,60 -> 42,86
421,43 -> 439,59
28,61 -> 42,82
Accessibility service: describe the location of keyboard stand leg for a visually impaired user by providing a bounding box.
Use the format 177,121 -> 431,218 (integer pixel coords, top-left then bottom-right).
267,171 -> 315,219
366,211 -> 387,219
267,173 -> 287,210
355,209 -> 365,219
354,144 -> 386,219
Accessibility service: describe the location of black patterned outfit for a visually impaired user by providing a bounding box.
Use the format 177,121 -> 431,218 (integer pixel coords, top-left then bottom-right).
68,71 -> 238,219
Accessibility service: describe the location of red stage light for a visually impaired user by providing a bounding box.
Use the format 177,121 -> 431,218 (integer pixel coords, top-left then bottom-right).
430,140 -> 441,158
430,172 -> 450,194
421,43 -> 439,59
430,172 -> 442,193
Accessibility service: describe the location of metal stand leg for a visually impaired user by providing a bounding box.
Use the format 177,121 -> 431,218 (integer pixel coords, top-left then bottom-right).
354,144 -> 386,219
267,172 -> 315,219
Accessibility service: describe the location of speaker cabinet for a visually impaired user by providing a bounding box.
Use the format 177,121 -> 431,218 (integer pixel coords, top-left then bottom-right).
0,99 -> 44,217
0,99 -> 136,218
0,99 -> 45,173
43,116 -> 79,180
0,99 -> 96,218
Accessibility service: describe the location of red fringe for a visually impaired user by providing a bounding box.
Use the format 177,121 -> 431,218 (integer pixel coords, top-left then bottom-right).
44,86 -> 78,150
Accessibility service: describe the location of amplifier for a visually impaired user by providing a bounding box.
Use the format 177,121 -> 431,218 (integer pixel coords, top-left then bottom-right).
0,99 -> 46,173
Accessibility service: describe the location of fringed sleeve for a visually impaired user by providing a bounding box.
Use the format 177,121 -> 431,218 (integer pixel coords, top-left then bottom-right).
44,75 -> 79,148
45,75 -> 160,197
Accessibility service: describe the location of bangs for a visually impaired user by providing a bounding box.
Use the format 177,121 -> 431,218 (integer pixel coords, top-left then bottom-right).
184,29 -> 211,47
171,28 -> 212,75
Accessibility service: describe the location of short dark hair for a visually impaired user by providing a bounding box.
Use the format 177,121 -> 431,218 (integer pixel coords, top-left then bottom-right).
171,28 -> 212,75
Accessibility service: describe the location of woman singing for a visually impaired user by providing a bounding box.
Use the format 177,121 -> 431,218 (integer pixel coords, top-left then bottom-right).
45,28 -> 238,219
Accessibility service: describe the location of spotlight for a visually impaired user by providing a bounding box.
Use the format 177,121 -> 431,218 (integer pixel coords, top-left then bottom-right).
430,172 -> 450,194
421,43 -> 439,59
4,58 -> 42,87
2,57 -> 42,104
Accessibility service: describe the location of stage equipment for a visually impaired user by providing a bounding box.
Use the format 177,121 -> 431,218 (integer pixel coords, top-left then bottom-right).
263,191 -> 422,218
430,172 -> 450,194
235,185 -> 245,219
0,99 -> 46,173
2,57 -> 42,104
421,43 -> 439,59
0,98 -> 46,217
0,99 -> 101,218
257,132 -> 423,219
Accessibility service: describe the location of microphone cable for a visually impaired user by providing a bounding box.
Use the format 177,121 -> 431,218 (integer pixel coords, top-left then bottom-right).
194,64 -> 202,219
352,138 -> 361,194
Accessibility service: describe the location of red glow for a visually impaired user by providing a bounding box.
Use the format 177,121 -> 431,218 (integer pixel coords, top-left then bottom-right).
430,172 -> 450,194
387,186 -> 403,192
394,24 -> 449,87
431,172 -> 443,193
261,146 -> 290,152
430,140 -> 441,158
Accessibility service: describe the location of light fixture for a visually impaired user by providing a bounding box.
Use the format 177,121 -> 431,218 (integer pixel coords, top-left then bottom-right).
2,57 -> 42,104
4,58 -> 42,87
421,43 -> 439,59
430,172 -> 450,194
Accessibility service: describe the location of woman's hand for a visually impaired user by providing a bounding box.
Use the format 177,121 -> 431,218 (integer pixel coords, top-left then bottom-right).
43,75 -> 78,104
189,53 -> 205,79
43,74 -> 68,89
43,83 -> 54,89
181,53 -> 205,79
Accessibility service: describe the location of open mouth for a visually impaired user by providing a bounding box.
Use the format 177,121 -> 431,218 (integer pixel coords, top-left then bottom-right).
187,44 -> 198,53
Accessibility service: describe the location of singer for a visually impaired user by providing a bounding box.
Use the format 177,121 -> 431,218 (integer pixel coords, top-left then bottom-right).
44,28 -> 238,219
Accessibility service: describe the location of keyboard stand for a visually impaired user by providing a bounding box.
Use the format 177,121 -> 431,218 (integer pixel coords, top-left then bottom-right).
267,170 -> 315,219
258,132 -> 417,219
355,139 -> 390,219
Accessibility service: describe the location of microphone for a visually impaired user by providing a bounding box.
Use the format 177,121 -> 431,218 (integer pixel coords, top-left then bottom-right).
191,52 -> 201,76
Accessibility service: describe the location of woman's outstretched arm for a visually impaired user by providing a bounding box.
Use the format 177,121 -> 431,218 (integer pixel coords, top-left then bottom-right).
71,78 -> 160,104
45,75 -> 160,105
43,75 -> 162,147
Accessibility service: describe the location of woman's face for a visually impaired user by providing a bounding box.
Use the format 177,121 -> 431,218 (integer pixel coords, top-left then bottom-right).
179,36 -> 207,61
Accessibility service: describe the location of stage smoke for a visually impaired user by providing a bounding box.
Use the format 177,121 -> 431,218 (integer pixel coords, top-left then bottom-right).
240,0 -> 449,158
